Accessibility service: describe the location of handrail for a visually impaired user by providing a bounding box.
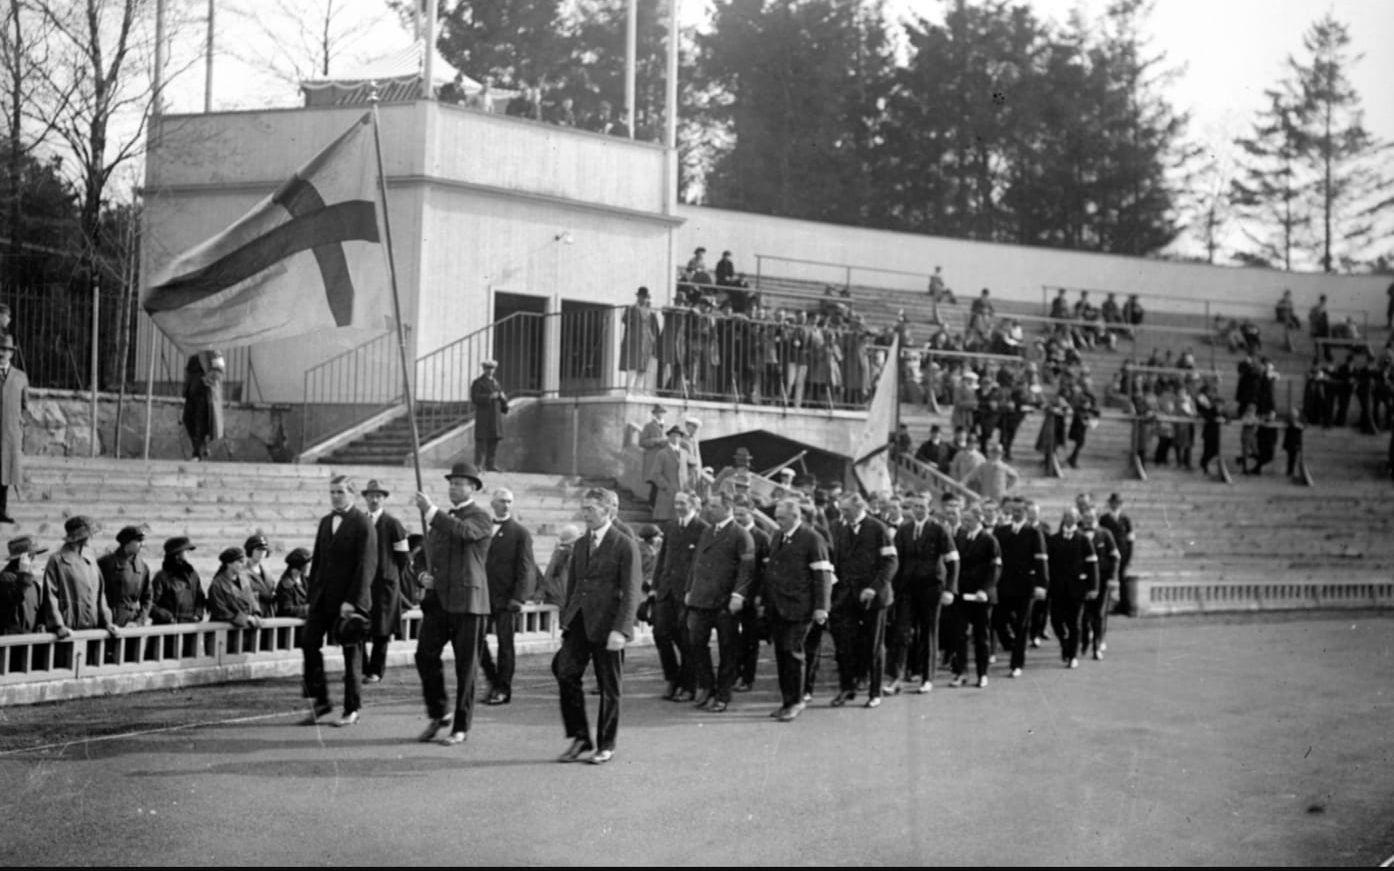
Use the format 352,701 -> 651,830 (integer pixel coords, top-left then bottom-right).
300,329 -> 405,452
413,310 -> 547,441
1126,365 -> 1223,383
1043,283 -> 1371,324
889,450 -> 979,504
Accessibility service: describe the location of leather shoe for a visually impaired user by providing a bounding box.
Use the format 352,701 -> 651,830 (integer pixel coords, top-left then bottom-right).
830,690 -> 854,707
672,688 -> 695,703
589,748 -> 615,765
733,680 -> 752,693
769,706 -> 788,718
363,674 -> 382,684
947,675 -> 968,688
777,702 -> 805,723
692,690 -> 714,709
440,731 -> 466,746
885,679 -> 902,696
334,710 -> 360,727
708,700 -> 728,713
557,737 -> 594,763
301,702 -> 333,725
864,696 -> 882,709
484,691 -> 510,706
418,715 -> 454,743
660,682 -> 678,701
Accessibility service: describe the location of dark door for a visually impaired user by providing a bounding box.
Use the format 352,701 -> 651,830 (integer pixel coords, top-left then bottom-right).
559,300 -> 611,396
493,292 -> 546,396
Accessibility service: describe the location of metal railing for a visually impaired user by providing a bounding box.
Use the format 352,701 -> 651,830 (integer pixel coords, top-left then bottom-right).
414,311 -> 549,440
753,253 -> 935,296
300,330 -> 405,451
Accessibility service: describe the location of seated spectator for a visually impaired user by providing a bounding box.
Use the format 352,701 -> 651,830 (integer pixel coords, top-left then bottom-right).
1275,289 -> 1300,329
1177,348 -> 1197,370
465,79 -> 494,112
151,536 -> 205,624
208,547 -> 261,628
1101,292 -> 1125,332
1049,288 -> 1070,322
1122,293 -> 1145,327
927,265 -> 955,305
99,525 -> 152,629
686,247 -> 711,287
1216,316 -> 1245,353
1079,297 -> 1111,350
505,85 -> 542,120
915,425 -> 948,469
44,516 -> 118,638
715,250 -> 737,286
1240,320 -> 1263,355
0,535 -> 51,635
598,101 -> 630,137
275,548 -> 311,619
547,95 -> 578,127
437,71 -> 468,105
1331,315 -> 1361,341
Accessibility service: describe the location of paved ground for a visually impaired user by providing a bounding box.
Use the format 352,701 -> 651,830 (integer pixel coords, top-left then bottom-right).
1,611 -> 1391,866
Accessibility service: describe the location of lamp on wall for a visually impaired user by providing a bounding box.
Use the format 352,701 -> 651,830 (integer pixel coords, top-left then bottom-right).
554,231 -> 574,245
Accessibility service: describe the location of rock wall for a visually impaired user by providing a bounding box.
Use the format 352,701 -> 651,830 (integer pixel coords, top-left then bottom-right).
24,389 -> 296,462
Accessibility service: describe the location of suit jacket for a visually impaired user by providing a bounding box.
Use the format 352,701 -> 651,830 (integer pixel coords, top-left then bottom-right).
652,516 -> 708,602
308,506 -> 377,619
1098,511 -> 1134,562
561,524 -> 644,643
737,523 -> 770,604
1046,529 -> 1100,600
485,516 -> 537,610
424,500 -> 493,615
831,515 -> 899,610
994,522 -> 1048,598
1088,527 -> 1121,584
761,523 -> 833,623
685,520 -> 755,609
368,511 -> 409,635
893,518 -> 958,597
954,527 -> 1002,603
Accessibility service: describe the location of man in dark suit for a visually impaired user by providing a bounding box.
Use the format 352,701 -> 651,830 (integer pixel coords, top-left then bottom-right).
471,360 -> 509,472
650,491 -> 706,701
683,495 -> 755,712
1099,492 -> 1135,615
360,479 -> 409,684
1025,499 -> 1053,647
885,493 -> 958,695
1046,507 -> 1099,669
411,462 -> 494,746
828,493 -> 899,709
479,486 -> 537,705
553,487 -> 644,765
761,498 -> 832,722
730,494 -> 769,692
950,506 -> 1000,688
992,497 -> 1048,679
302,474 -> 377,727
1078,507 -> 1120,661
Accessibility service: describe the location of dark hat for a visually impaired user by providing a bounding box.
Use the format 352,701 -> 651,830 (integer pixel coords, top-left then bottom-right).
651,404 -> 667,415
0,334 -> 16,351
336,611 -> 371,645
1107,492 -> 1124,506
666,425 -> 684,436
360,478 -> 389,497
722,250 -> 731,257
445,461 -> 484,490
7,535 -> 45,558
243,534 -> 269,554
637,524 -> 660,540
163,536 -> 196,556
63,515 -> 96,543
695,246 -> 706,254
115,525 -> 147,545
636,286 -> 651,298
219,546 -> 245,565
284,547 -> 312,568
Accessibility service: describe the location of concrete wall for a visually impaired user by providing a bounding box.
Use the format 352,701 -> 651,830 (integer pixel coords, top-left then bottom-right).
676,205 -> 1391,320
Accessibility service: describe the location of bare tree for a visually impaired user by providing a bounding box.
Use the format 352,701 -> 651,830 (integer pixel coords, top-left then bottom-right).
224,0 -> 397,88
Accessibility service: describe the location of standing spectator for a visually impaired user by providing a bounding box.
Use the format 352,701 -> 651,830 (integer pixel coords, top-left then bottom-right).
0,535 -> 51,635
464,78 -> 494,112
1066,388 -> 1100,469
412,463 -> 493,746
438,71 -> 468,104
715,251 -> 736,286
99,525 -> 152,628
683,495 -> 754,713
470,360 -> 509,472
1331,354 -> 1355,426
1387,280 -> 1394,330
479,487 -> 537,706
828,494 -> 898,709
949,428 -> 985,482
1309,294 -> 1331,360
1236,405 -> 1259,474
1122,294 -> 1145,333
1099,494 -> 1135,615
553,487 -> 644,765
241,534 -> 276,619
43,516 -> 118,638
1276,289 -> 1300,329
302,474 -> 377,728
949,506 -> 999,689
182,349 -> 224,462
962,441 -> 1019,502
637,404 -> 668,509
361,479 -> 409,684
276,549 -> 312,619
1283,411 -> 1305,479
650,491 -> 706,702
1046,508 -> 1098,670
620,287 -> 659,395
1253,411 -> 1279,475
646,426 -> 685,522
208,547 -> 262,628
952,369 -> 980,436
150,537 -> 205,624
927,265 -> 953,306
537,525 -> 580,607
0,334 -> 28,523
1196,383 -> 1224,475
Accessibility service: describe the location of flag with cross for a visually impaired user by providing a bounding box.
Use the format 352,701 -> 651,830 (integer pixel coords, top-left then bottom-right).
143,112 -> 392,351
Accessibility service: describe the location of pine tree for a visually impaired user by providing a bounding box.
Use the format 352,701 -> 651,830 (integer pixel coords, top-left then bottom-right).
1230,88 -> 1310,271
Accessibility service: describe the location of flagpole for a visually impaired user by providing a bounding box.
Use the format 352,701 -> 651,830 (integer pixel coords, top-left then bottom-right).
369,94 -> 432,564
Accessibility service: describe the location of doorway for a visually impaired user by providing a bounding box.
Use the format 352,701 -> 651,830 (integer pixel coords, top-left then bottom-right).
493,291 -> 546,396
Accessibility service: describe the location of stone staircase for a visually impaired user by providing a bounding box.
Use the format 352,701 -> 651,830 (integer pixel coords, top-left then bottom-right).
315,401 -> 474,466
13,456 -> 585,581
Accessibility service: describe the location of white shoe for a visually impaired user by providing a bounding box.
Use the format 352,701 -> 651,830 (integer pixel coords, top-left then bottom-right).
1010,668 -> 1022,678
948,675 -> 967,688
988,654 -> 997,665
1093,650 -> 1103,661
1099,642 -> 1107,653
1068,657 -> 1079,669
916,681 -> 932,694
976,675 -> 988,688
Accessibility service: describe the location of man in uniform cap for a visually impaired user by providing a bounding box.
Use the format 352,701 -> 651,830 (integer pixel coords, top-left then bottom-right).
100,525 -> 152,628
471,360 -> 509,472
360,479 -> 409,684
412,461 -> 493,746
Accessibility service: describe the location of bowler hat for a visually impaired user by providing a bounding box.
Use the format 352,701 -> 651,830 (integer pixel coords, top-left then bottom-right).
116,525 -> 147,545
163,536 -> 196,556
666,425 -> 684,436
219,546 -> 245,565
637,524 -> 660,540
63,516 -> 96,543
284,547 -> 312,569
651,404 -> 667,415
7,535 -> 45,558
444,461 -> 484,490
335,611 -> 370,645
636,286 -> 651,299
360,479 -> 389,497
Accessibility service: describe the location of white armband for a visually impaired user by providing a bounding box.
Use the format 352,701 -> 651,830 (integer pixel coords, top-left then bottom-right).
1085,555 -> 1098,562
392,539 -> 410,553
810,560 -> 834,572
879,546 -> 898,558
943,551 -> 959,562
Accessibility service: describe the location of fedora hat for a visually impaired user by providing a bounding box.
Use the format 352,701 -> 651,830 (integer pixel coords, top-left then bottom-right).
444,461 -> 484,490
63,515 -> 96,543
360,478 -> 389,497
163,536 -> 196,556
6,535 -> 45,558
335,611 -> 371,645
666,425 -> 684,436
636,286 -> 651,299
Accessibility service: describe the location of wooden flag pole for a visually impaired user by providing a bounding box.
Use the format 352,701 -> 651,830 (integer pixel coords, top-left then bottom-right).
368,95 -> 432,568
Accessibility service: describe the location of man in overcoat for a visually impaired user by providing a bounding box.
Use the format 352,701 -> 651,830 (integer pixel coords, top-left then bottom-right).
0,335 -> 28,523
471,360 -> 509,472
